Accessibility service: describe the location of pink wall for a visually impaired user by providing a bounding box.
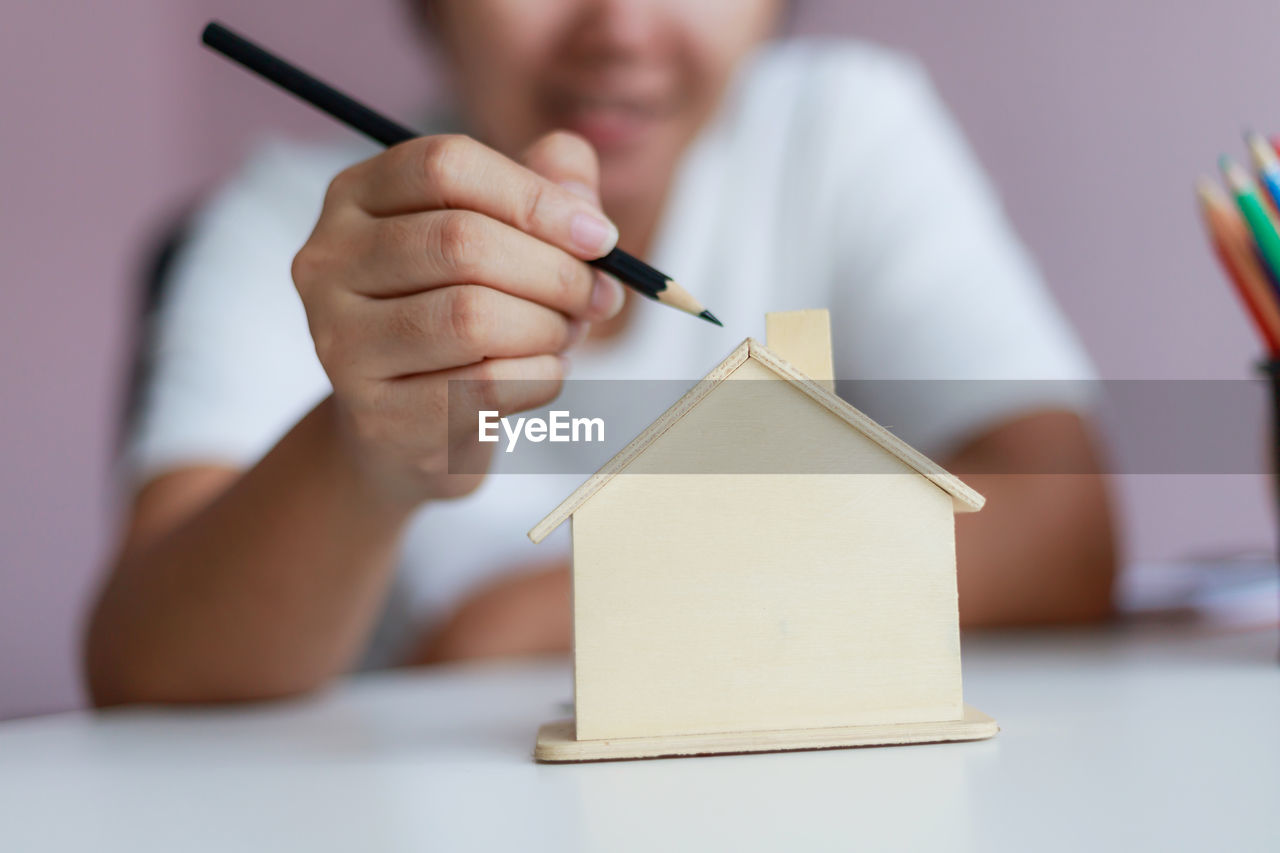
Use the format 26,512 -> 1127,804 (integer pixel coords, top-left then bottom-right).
3,0 -> 1279,719
0,0 -> 433,719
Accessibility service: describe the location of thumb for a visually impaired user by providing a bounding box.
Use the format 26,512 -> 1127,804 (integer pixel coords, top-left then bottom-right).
520,130 -> 604,210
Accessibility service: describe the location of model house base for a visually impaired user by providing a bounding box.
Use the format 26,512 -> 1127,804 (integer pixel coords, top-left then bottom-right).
535,706 -> 998,762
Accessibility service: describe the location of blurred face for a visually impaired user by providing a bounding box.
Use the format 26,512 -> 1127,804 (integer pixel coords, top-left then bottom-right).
428,0 -> 782,208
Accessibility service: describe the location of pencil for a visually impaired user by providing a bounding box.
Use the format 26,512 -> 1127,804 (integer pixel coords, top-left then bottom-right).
1198,177 -> 1280,354
1246,131 -> 1280,216
1221,156 -> 1280,284
200,21 -> 721,327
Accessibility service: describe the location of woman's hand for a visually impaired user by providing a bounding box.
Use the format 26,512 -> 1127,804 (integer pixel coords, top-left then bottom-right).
291,131 -> 627,507
410,559 -> 573,665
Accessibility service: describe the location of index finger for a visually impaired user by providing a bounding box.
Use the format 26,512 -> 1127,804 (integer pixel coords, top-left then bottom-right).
341,135 -> 619,261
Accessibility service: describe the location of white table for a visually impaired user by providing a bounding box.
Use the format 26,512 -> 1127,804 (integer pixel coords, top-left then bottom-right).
2,622 -> 1277,852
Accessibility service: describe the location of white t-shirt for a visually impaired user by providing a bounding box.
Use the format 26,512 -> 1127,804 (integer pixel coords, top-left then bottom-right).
125,38 -> 1094,666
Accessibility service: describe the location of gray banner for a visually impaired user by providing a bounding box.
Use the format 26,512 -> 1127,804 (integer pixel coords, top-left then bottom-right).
446,379 -> 1279,475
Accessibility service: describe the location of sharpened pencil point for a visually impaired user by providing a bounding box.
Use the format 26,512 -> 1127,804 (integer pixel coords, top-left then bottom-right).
699,310 -> 723,327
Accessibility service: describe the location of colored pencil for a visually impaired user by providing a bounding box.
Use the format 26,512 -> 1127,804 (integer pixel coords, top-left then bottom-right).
1247,132 -> 1280,215
1221,156 -> 1280,284
200,21 -> 722,327
1198,177 -> 1280,354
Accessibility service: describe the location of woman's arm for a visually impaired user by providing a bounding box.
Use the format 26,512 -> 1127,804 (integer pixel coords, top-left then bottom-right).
86,131 -> 626,705
87,398 -> 413,705
947,409 -> 1117,627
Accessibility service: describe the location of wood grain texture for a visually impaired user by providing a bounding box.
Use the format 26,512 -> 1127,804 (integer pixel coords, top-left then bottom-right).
766,309 -> 835,392
535,705 -> 998,762
570,355 -> 964,740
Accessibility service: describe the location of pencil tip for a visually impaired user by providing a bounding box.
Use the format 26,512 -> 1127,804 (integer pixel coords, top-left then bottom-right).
1195,176 -> 1218,201
1220,155 -> 1245,186
699,310 -> 723,327
1248,133 -> 1279,168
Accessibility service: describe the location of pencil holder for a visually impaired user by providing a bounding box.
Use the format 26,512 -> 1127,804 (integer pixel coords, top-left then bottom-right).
1261,359 -> 1280,658
1263,359 -> 1280,489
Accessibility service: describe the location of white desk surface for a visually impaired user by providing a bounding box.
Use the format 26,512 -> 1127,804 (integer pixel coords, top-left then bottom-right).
2,622 -> 1277,852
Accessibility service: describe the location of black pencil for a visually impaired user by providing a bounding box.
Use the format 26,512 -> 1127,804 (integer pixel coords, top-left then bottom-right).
200,21 -> 721,327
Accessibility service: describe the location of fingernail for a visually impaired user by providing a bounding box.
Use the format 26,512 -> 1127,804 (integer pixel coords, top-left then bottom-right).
589,273 -> 625,319
570,212 -> 619,258
563,319 -> 589,350
557,354 -> 573,376
559,180 -> 599,205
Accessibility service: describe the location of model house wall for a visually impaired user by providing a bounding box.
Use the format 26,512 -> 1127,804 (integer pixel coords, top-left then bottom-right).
570,355 -> 964,740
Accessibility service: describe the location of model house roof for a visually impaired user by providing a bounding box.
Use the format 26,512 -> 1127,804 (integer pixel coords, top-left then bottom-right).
528,337 -> 985,543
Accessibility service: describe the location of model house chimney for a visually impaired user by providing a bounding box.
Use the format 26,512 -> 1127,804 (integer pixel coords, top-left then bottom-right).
765,310 -> 835,392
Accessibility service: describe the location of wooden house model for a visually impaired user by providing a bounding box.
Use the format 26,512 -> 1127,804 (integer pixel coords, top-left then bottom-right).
529,310 -> 998,761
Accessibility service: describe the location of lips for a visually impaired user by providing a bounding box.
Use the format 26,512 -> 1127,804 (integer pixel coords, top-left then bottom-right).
544,90 -> 676,152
